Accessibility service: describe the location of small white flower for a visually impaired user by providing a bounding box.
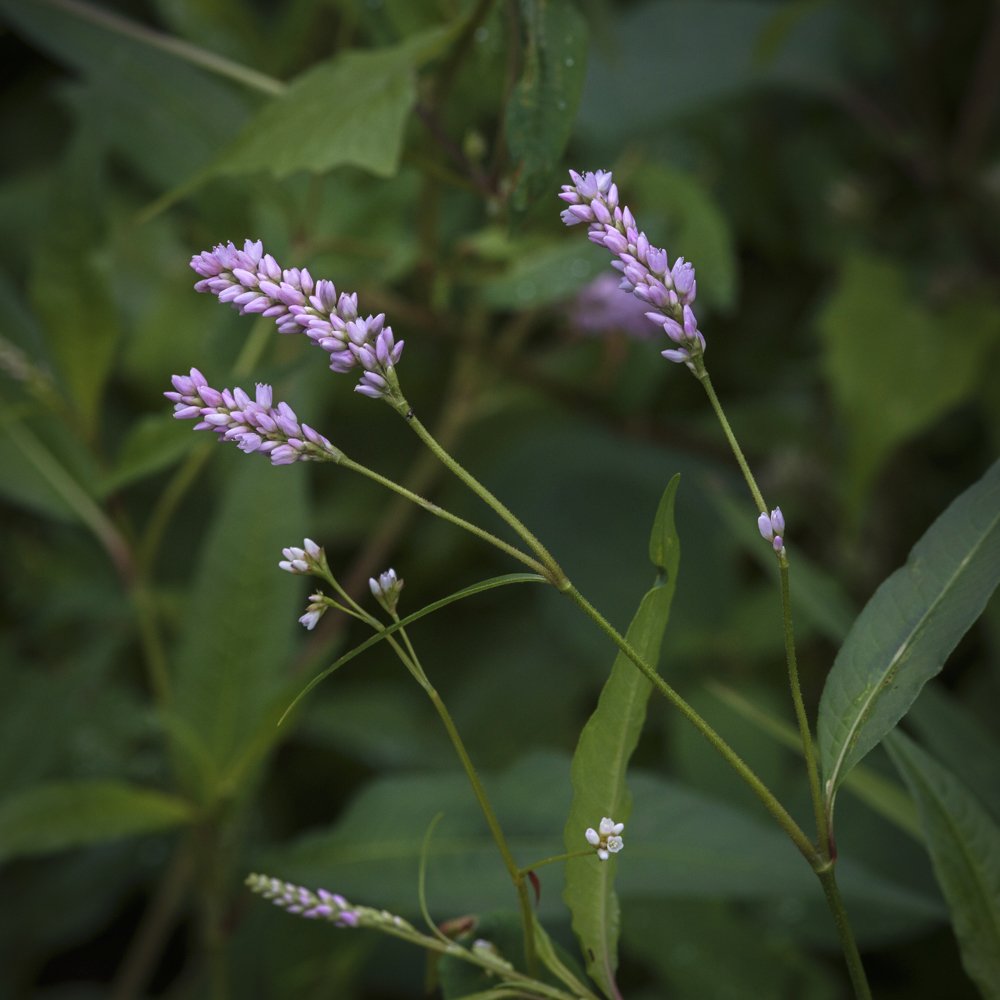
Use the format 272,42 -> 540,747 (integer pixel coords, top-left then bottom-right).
369,567 -> 404,614
585,816 -> 625,861
298,591 -> 327,630
279,538 -> 325,574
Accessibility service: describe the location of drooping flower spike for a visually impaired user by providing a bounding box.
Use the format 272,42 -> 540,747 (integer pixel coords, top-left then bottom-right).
190,239 -> 404,400
585,816 -> 625,861
165,368 -> 341,466
246,874 -> 414,932
559,170 -> 705,368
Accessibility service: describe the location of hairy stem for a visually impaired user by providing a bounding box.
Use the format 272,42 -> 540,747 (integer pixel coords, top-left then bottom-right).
817,865 -> 873,1000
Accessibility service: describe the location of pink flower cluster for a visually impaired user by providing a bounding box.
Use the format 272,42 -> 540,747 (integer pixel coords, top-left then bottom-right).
190,239 -> 402,399
559,170 -> 705,367
165,368 -> 340,466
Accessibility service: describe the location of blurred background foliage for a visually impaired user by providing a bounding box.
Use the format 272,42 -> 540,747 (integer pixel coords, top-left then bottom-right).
0,0 -> 998,997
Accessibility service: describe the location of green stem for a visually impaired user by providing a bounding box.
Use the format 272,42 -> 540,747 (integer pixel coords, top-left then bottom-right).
337,453 -> 548,577
389,392 -> 818,864
40,0 -> 286,95
423,683 -> 539,975
779,558 -> 827,850
1,407 -> 133,579
131,578 -> 173,707
817,866 -> 873,1000
693,362 -> 766,513
563,583 -> 820,866
402,410 -> 566,584
379,622 -> 538,976
692,359 -> 869,987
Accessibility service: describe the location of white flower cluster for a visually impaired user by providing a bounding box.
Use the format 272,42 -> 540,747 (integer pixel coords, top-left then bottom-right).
585,816 -> 624,861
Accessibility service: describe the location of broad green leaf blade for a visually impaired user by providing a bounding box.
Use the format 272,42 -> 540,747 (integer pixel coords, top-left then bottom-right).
562,476 -> 680,998
279,573 -> 546,724
28,134 -> 120,439
818,458 -> 1000,812
268,752 -> 941,922
819,254 -> 999,516
630,165 -> 738,313
0,0 -> 254,186
182,25 -> 455,195
0,781 -> 194,863
885,733 -> 1000,998
100,415 -> 203,494
907,682 -> 1000,825
171,454 -> 308,796
505,0 -> 588,211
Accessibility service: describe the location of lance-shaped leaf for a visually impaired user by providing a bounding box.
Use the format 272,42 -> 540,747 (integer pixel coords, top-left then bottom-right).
885,732 -> 1000,998
148,24 -> 459,213
506,0 -> 588,211
562,476 -> 681,998
0,781 -> 195,863
818,458 -> 1000,813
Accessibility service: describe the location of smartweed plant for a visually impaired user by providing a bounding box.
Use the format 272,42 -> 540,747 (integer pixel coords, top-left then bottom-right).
165,170 -> 1000,1000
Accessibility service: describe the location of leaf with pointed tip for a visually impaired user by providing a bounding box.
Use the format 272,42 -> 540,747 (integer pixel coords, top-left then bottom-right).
506,0 -> 588,211
885,732 -> 1000,998
0,781 -> 194,863
562,476 -> 680,998
818,458 -> 1000,815
170,455 -> 308,796
155,23 -> 458,214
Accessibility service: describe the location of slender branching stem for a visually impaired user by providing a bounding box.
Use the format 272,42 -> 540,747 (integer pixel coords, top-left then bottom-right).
692,363 -> 766,513
390,398 -> 820,865
401,410 -> 567,585
691,358 -> 870,994
379,621 -> 538,975
780,558 -> 828,851
563,584 -> 820,866
337,453 -> 548,577
817,866 -> 873,1000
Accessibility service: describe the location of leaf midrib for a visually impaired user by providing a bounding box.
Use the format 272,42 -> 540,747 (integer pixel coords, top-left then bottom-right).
827,507 -> 999,796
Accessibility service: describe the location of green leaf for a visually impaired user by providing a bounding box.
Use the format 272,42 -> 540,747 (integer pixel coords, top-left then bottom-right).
907,682 -> 1000,825
170,454 -> 308,795
101,415 -> 202,494
562,476 -> 681,998
885,732 -> 1000,999
818,254 -> 1000,514
576,0 -> 845,142
27,135 -> 120,439
268,752 -> 941,921
0,781 -> 194,863
623,898 -> 839,1000
181,25 -> 455,194
630,165 -> 739,313
0,0 -> 253,186
505,0 -> 589,211
818,458 -> 1000,813
479,241 -> 606,310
